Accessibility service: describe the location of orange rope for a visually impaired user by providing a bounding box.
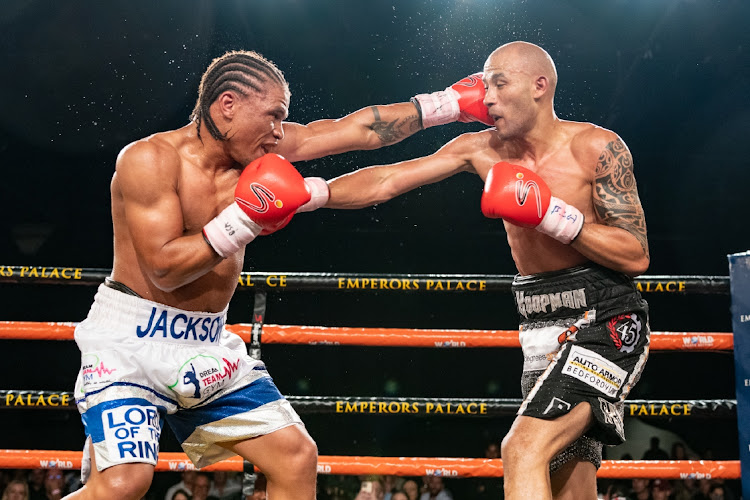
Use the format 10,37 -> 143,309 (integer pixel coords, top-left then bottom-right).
0,450 -> 738,479
0,321 -> 733,350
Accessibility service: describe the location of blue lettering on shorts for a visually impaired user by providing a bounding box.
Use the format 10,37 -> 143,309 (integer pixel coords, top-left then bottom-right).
82,398 -> 165,463
135,307 -> 222,343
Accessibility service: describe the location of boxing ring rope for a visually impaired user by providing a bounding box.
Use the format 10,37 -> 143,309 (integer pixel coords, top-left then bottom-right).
0,390 -> 736,418
0,265 -> 739,483
0,321 -> 734,350
0,266 -> 731,294
0,450 -> 739,480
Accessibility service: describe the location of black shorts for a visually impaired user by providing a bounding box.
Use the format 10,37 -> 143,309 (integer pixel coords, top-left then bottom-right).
512,264 -> 650,470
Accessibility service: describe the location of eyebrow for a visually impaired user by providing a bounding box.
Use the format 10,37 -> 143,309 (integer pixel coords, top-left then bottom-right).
270,106 -> 288,119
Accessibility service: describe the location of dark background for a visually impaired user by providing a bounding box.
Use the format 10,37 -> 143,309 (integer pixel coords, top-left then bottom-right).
1,0 -> 748,495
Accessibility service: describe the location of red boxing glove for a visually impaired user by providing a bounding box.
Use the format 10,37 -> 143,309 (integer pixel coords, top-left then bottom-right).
202,154 -> 311,257
481,162 -> 584,244
412,73 -> 494,128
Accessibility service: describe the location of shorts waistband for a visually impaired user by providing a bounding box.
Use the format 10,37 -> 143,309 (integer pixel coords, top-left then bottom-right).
511,264 -> 642,321
83,284 -> 228,345
512,264 -> 620,288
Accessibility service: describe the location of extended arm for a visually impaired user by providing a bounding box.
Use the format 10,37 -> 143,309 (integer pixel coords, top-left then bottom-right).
117,142 -> 223,292
326,134 -> 478,209
277,73 -> 493,162
571,137 -> 650,276
277,103 -> 422,162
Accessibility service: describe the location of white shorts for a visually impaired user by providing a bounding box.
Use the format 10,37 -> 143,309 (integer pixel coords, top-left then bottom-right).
74,284 -> 302,477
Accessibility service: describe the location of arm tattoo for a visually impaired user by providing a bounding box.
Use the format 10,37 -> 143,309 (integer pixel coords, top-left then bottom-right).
369,106 -> 421,145
593,138 -> 649,257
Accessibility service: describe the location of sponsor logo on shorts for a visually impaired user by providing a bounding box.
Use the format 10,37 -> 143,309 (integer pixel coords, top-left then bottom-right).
102,405 -> 161,463
523,353 -> 550,366
543,397 -> 571,415
598,397 -> 625,441
169,354 -> 242,401
557,324 -> 579,345
515,288 -> 587,319
81,354 -> 117,389
563,345 -> 627,397
135,307 -> 223,343
607,314 -> 642,353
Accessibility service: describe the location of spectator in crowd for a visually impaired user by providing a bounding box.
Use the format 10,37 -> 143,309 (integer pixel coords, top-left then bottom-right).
671,442 -> 687,460
245,473 -> 267,500
627,478 -> 652,500
354,478 -> 385,500
27,470 -> 45,500
165,472 -> 198,500
190,473 -> 215,500
0,471 -> 12,497
418,477 -> 452,500
208,471 -> 241,500
470,440 -> 503,499
485,442 -> 500,459
43,470 -> 67,500
391,493 -> 408,500
601,482 -> 628,500
692,478 -> 712,500
401,479 -> 420,500
642,437 -> 670,461
651,479 -> 671,500
170,490 -> 190,500
709,479 -> 736,500
2,479 -> 29,500
671,477 -> 698,500
382,476 -> 399,500
708,483 -> 727,500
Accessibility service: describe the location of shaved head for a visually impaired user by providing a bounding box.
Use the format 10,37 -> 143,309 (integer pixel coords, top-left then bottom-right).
481,41 -> 559,139
484,41 -> 558,97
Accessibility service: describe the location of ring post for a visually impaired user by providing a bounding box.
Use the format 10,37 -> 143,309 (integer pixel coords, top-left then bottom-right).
728,251 -> 750,497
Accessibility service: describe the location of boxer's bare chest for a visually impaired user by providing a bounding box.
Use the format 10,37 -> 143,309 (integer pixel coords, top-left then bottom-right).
177,162 -> 241,235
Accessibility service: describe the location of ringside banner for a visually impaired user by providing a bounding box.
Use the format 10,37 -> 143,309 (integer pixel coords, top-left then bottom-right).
728,251 -> 750,497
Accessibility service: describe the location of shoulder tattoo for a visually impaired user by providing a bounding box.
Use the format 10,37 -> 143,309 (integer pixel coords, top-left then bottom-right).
369,106 -> 421,145
593,138 -> 649,257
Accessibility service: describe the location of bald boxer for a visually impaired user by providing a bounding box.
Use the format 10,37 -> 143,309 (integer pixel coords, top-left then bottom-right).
325,41 -> 650,500
67,50 -> 489,500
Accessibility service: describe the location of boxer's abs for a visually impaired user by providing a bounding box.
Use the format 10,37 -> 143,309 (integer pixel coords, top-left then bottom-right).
506,227 -> 590,276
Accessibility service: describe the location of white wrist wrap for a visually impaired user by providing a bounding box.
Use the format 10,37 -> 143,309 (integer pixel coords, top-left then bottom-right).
536,196 -> 585,244
412,88 -> 460,128
296,177 -> 330,213
202,202 -> 262,258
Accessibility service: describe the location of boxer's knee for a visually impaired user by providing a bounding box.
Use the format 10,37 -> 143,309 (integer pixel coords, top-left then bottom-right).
87,464 -> 152,500
284,432 -> 318,480
502,425 -> 549,469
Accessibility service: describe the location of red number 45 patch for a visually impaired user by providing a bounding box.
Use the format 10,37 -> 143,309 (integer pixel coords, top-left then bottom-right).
607,314 -> 642,353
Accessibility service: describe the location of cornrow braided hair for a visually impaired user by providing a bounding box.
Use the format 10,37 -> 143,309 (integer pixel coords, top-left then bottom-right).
191,50 -> 288,141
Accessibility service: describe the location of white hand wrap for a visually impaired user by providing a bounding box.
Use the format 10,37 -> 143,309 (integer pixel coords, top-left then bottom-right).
202,203 -> 263,258
411,88 -> 461,128
536,197 -> 585,244
296,177 -> 330,213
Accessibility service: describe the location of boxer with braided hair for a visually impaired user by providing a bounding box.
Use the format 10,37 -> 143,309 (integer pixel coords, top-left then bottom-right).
67,49 -> 492,500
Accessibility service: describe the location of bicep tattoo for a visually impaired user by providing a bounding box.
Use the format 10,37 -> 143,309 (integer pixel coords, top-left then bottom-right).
593,138 -> 649,257
369,106 -> 422,145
